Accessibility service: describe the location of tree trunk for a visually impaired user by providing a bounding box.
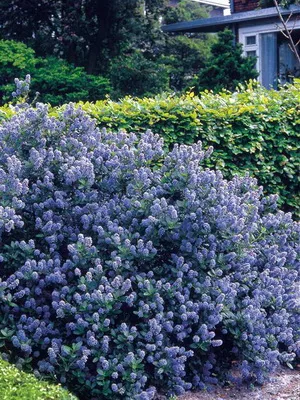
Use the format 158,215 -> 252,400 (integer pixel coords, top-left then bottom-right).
87,0 -> 111,74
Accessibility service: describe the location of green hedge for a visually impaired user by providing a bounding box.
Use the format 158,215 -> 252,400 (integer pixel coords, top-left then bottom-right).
0,105 -> 14,122
0,359 -> 77,400
76,81 -> 299,217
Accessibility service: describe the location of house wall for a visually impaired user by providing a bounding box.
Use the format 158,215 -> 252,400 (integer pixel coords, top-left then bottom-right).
233,0 -> 259,13
239,18 -> 300,87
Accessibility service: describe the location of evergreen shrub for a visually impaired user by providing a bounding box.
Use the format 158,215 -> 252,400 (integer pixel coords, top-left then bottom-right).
195,29 -> 258,92
0,99 -> 299,399
0,40 -> 111,106
78,82 -> 300,217
109,51 -> 170,100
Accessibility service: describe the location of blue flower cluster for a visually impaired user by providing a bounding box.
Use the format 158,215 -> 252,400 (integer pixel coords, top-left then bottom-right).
11,75 -> 31,99
0,102 -> 299,399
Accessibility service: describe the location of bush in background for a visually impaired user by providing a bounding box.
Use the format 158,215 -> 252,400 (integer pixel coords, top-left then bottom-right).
29,57 -> 111,105
195,29 -> 258,93
161,0 -> 215,92
109,51 -> 170,100
0,40 -> 36,86
0,40 -> 111,106
77,81 -> 300,217
160,35 -> 215,92
0,100 -> 299,399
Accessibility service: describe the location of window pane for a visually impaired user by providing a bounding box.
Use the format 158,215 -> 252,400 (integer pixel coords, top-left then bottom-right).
246,50 -> 256,57
246,36 -> 256,45
260,32 -> 278,89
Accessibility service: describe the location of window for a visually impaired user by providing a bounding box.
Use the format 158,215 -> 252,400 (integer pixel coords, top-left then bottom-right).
246,36 -> 256,45
246,50 -> 257,57
240,31 -> 259,73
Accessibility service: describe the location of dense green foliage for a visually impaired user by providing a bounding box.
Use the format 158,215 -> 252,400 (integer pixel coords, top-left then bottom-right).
109,51 -> 170,99
0,1 -> 232,97
195,29 -> 258,93
74,82 -> 299,217
0,0 -> 168,74
0,40 -> 111,106
163,0 -> 209,24
27,57 -> 110,106
161,34 -> 215,92
0,40 -> 36,83
0,359 -> 77,400
108,1 -> 215,97
0,2 -> 259,98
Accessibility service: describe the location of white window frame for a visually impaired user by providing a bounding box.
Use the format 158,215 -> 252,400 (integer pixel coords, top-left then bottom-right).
242,34 -> 259,71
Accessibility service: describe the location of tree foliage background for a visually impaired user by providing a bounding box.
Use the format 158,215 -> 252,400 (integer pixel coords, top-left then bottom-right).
0,0 -> 168,73
0,0 -> 258,101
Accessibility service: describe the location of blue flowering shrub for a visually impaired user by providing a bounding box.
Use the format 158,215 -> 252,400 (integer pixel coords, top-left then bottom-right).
0,101 -> 299,400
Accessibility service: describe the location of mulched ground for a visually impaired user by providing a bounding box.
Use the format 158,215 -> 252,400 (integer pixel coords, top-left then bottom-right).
178,367 -> 300,400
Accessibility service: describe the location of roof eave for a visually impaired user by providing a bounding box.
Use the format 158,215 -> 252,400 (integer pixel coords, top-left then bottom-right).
162,5 -> 300,33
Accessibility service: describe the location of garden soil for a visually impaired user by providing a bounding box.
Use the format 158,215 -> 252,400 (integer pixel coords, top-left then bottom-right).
177,367 -> 300,400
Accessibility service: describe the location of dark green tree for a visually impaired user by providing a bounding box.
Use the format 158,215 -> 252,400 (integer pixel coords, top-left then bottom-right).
0,0 -> 168,74
109,51 -> 170,99
196,29 -> 258,92
160,0 -> 215,91
0,0 -> 218,99
160,35 -> 214,91
163,0 -> 210,24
